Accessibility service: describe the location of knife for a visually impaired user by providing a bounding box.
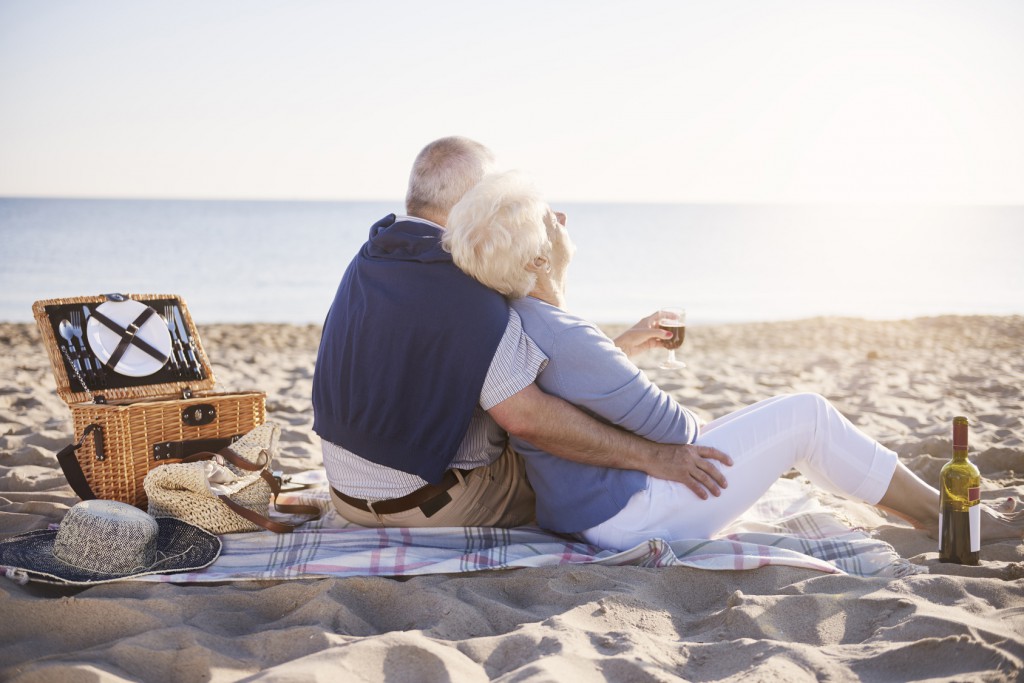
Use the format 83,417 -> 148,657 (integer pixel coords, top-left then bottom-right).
166,306 -> 190,376
171,305 -> 201,378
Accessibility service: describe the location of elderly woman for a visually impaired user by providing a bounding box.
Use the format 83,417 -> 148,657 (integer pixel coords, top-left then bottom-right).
443,171 -> 1024,551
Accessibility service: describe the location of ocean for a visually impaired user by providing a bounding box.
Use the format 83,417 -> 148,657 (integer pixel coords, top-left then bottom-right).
1,198 -> 1022,326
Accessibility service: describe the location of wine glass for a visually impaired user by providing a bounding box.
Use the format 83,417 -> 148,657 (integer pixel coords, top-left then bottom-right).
658,307 -> 687,369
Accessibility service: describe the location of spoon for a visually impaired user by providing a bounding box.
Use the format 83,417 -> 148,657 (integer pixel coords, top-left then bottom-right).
58,319 -> 82,373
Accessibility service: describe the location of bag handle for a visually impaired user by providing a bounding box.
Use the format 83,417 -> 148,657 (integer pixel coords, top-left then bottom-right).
55,424 -> 105,501
182,448 -> 322,533
217,488 -> 321,533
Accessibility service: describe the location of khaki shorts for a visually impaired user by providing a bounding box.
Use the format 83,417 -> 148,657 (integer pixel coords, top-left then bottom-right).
330,446 -> 536,528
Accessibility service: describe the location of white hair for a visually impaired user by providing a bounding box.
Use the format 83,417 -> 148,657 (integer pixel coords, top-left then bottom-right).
405,136 -> 495,221
443,171 -> 550,299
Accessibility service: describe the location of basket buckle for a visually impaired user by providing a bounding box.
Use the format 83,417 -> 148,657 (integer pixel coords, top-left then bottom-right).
182,403 -> 216,427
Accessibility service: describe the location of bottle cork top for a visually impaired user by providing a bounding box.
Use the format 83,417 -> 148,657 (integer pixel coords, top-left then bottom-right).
953,416 -> 969,449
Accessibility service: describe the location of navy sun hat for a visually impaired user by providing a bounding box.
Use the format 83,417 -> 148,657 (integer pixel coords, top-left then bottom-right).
0,499 -> 221,585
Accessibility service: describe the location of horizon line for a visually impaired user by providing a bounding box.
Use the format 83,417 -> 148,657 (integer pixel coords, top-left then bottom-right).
2,194 -> 1023,209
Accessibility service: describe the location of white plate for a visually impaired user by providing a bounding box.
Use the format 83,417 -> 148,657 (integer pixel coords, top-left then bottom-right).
86,300 -> 172,377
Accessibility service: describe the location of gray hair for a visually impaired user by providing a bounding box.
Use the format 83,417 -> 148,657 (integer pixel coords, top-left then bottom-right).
405,137 -> 495,222
443,171 -> 550,299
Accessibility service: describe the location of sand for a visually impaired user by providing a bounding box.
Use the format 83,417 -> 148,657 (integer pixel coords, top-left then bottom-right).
1,315 -> 1022,682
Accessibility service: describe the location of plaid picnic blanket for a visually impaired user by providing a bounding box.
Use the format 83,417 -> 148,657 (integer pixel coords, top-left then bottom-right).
138,476 -> 924,583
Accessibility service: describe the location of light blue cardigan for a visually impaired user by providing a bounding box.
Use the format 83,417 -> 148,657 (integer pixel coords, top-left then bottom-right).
510,297 -> 699,533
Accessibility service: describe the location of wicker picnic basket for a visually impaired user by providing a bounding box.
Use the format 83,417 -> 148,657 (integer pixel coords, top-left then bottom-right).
33,293 -> 266,508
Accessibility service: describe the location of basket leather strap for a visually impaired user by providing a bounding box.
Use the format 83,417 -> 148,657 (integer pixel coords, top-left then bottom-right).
56,424 -> 105,501
153,435 -> 243,462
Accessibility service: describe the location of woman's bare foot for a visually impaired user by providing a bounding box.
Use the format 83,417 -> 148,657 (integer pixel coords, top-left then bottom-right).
979,499 -> 1024,541
914,501 -> 1024,541
878,464 -> 1024,542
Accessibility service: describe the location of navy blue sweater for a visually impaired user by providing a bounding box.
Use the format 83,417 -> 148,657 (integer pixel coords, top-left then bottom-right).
312,215 -> 509,484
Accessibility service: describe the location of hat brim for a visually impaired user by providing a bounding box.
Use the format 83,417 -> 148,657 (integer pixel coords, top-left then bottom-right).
0,517 -> 221,585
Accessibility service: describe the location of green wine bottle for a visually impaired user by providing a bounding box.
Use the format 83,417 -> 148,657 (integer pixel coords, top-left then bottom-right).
938,416 -> 980,565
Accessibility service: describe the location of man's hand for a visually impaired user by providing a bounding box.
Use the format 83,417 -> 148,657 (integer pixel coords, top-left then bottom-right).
613,311 -> 673,358
646,443 -> 732,500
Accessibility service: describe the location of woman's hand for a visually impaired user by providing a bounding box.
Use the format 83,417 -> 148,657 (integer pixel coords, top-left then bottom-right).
650,443 -> 732,500
547,211 -> 573,276
613,311 -> 672,358
530,210 -> 575,308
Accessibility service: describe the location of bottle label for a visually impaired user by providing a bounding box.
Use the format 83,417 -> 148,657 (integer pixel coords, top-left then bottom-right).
969,506 -> 981,552
969,487 -> 981,552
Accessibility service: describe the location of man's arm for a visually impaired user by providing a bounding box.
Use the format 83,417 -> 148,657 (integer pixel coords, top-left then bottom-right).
488,384 -> 732,500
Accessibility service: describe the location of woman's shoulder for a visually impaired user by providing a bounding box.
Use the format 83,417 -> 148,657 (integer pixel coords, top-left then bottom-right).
511,297 -> 601,335
511,297 -> 618,357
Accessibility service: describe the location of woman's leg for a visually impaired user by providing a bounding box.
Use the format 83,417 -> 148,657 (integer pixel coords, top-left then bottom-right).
878,458 -> 1024,540
698,393 -> 792,433
583,393 -> 898,549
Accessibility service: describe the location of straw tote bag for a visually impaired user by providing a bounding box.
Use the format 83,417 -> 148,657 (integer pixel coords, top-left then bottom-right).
144,423 -> 320,534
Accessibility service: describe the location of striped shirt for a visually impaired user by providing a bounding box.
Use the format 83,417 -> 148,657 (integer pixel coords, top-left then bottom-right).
322,308 -> 548,500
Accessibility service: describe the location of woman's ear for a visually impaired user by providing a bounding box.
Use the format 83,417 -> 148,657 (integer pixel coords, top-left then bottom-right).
527,256 -> 550,273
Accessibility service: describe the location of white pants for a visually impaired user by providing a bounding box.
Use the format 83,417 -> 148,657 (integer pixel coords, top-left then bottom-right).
582,393 -> 899,551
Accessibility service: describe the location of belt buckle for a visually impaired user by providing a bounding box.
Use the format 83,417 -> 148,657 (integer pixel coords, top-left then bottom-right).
418,491 -> 453,518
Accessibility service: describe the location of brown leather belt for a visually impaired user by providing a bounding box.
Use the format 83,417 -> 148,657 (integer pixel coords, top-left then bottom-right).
330,468 -> 466,518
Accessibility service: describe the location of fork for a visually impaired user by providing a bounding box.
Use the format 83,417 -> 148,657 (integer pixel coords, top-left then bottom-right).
163,305 -> 183,375
69,310 -> 93,378
79,305 -> 105,388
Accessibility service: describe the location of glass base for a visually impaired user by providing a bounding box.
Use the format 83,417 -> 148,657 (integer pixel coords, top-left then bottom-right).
659,359 -> 687,369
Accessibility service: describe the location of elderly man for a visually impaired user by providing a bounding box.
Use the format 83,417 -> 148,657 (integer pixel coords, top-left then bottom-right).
313,136 -> 729,528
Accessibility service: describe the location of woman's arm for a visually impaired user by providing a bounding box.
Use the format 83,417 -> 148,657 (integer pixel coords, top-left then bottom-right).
542,314 -> 698,445
498,300 -> 732,498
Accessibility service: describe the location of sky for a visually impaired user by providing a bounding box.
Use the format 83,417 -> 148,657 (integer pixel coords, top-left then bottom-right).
1,0 -> 1023,204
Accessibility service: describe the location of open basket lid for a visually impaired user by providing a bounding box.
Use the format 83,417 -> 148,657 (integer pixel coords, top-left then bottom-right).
32,293 -> 217,404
